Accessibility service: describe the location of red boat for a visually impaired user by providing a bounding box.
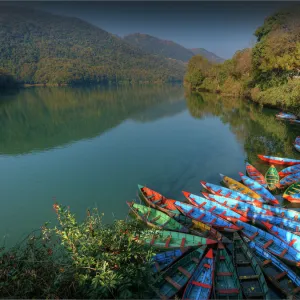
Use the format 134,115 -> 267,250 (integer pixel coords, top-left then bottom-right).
258,155 -> 300,166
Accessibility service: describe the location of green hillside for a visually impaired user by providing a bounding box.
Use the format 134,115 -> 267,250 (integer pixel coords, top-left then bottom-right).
0,5 -> 185,85
190,48 -> 225,63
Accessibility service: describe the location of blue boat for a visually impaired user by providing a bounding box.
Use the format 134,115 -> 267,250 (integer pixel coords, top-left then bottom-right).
276,112 -> 297,120
182,191 -> 249,222
259,203 -> 300,222
174,201 -> 240,232
258,155 -> 300,166
279,165 -> 300,177
202,193 -> 273,217
239,172 -> 279,206
245,238 -> 300,298
151,249 -> 186,273
279,172 -> 300,187
295,144 -> 300,153
296,136 -> 300,145
182,249 -> 214,300
200,181 -> 264,205
246,162 -> 268,188
236,220 -> 300,266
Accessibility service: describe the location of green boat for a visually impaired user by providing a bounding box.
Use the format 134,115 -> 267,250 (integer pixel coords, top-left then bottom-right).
139,230 -> 217,250
127,202 -> 189,232
233,233 -> 269,299
283,182 -> 300,199
265,165 -> 280,191
154,247 -> 206,299
214,242 -> 243,299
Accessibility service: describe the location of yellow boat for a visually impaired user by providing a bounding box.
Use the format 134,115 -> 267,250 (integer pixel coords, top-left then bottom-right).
220,174 -> 262,200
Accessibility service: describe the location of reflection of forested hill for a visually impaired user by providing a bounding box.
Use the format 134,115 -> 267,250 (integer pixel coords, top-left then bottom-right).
185,92 -> 300,173
0,85 -> 184,155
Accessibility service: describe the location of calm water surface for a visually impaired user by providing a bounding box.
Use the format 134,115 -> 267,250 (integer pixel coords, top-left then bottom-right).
1,85 -> 300,246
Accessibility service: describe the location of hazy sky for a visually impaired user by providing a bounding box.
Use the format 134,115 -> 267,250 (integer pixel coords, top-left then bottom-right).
23,1 -> 290,58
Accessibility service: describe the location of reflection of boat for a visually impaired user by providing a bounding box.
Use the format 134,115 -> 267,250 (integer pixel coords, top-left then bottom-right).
275,112 -> 297,120
265,165 -> 280,190
258,155 -> 300,166
246,163 -> 267,187
279,165 -> 300,177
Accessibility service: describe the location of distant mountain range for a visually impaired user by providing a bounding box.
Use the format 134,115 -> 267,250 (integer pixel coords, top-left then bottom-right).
123,33 -> 224,63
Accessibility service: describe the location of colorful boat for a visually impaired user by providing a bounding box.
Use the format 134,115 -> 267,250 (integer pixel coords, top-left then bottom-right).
259,203 -> 300,222
213,243 -> 243,299
258,155 -> 300,166
283,182 -> 300,200
138,184 -> 178,216
151,249 -> 186,273
200,181 -> 263,205
239,172 -> 279,205
275,112 -> 297,120
245,238 -> 300,298
183,249 -> 214,300
278,165 -> 300,177
232,233 -> 269,299
279,172 -> 300,187
154,247 -> 206,299
182,191 -> 249,222
284,193 -> 300,203
220,174 -> 263,201
140,230 -> 217,250
245,163 -> 267,188
174,201 -> 240,232
127,202 -> 188,232
296,136 -> 300,145
202,193 -> 273,217
290,119 -> 300,125
295,144 -> 300,153
260,222 -> 300,252
265,165 -> 280,190
236,220 -> 300,266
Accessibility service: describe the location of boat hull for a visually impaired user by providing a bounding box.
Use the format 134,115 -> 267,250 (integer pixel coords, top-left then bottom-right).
258,155 -> 300,166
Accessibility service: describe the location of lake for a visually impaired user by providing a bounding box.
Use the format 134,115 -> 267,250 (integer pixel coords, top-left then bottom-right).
1,85 -> 300,247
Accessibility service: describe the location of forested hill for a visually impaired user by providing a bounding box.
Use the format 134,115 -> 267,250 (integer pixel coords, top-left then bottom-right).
0,5 -> 185,85
190,48 -> 225,63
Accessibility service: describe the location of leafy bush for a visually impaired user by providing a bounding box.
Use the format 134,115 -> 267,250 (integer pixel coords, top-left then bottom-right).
0,204 -> 156,299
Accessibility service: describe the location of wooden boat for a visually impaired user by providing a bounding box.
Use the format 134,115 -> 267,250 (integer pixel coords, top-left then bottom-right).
279,172 -> 300,187
200,181 -> 264,205
127,202 -> 188,232
232,233 -> 269,299
295,144 -> 300,153
183,191 -> 249,222
202,193 -> 273,217
151,249 -> 187,273
140,230 -> 217,250
235,220 -> 300,266
265,165 -> 280,191
138,184 -> 178,216
182,248 -> 214,300
259,203 -> 300,222
239,172 -> 279,205
260,221 -> 300,252
258,155 -> 300,166
154,247 -> 206,299
220,174 -> 263,201
246,163 -> 267,188
278,165 -> 300,177
283,182 -> 300,200
296,136 -> 300,145
245,237 -> 300,298
275,112 -> 297,120
213,243 -> 243,299
284,193 -> 300,203
174,201 -> 241,232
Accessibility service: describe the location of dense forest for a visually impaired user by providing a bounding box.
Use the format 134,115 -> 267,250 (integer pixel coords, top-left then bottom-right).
184,7 -> 300,111
190,48 -> 224,63
0,5 -> 185,86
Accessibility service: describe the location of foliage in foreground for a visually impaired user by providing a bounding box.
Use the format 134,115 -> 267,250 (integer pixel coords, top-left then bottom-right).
0,204 -> 156,299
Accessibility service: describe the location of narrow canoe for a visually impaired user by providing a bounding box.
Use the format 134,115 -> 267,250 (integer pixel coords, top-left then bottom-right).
246,163 -> 267,188
278,165 -> 300,177
213,243 -> 243,300
258,155 -> 300,166
275,112 -> 297,120
232,233 -> 269,299
220,174 -> 263,201
183,191 -> 249,222
154,247 -> 206,299
173,214 -> 233,244
239,172 -> 279,205
280,172 -> 300,187
138,184 -> 178,216
235,220 -> 300,266
152,249 -> 186,273
127,202 -> 188,232
295,144 -> 300,153
174,201 -> 241,232
183,249 -> 214,300
259,203 -> 300,222
245,238 -> 300,298
290,119 -> 300,124
202,193 -> 273,216
265,165 -> 280,191
284,193 -> 300,203
296,136 -> 300,145
140,230 -> 217,250
200,181 -> 264,205
283,182 -> 300,199
260,221 -> 300,252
